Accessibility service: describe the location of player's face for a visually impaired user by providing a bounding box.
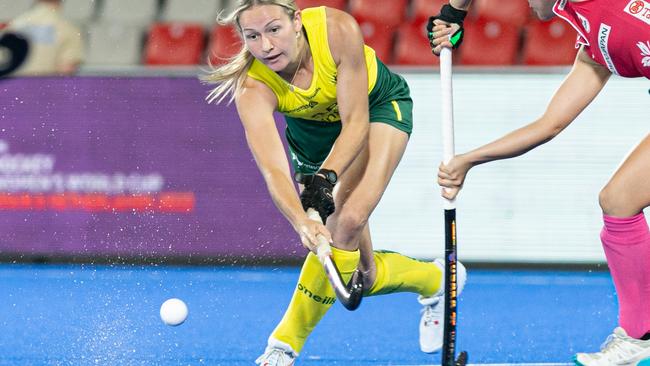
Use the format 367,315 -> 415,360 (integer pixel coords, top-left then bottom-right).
239,5 -> 301,72
527,0 -> 556,20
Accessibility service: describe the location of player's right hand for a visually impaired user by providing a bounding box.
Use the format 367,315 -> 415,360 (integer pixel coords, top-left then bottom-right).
438,155 -> 472,200
299,174 -> 335,223
294,216 -> 333,254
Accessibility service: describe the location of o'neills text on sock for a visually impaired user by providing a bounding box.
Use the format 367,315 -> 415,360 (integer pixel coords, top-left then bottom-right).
297,283 -> 336,305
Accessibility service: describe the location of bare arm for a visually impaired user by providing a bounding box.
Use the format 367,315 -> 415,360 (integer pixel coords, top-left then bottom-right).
463,50 -> 611,164
449,0 -> 472,11
438,49 -> 612,198
236,77 -> 330,248
318,9 -> 370,176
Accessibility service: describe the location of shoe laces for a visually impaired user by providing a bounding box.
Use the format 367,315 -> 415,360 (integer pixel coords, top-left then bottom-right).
255,348 -> 293,366
598,333 -> 640,361
421,299 -> 442,327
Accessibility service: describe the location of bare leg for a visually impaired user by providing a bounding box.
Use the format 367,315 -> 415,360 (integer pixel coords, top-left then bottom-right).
599,133 -> 650,216
598,134 -> 650,339
326,123 -> 409,286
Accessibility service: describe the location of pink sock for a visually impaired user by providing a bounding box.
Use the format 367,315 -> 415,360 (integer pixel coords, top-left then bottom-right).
601,212 -> 650,339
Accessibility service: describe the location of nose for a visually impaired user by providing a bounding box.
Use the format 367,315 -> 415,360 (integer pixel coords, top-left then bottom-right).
261,35 -> 273,53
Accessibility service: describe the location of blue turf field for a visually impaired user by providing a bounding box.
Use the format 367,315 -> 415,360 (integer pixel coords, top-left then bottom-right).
0,264 -> 617,365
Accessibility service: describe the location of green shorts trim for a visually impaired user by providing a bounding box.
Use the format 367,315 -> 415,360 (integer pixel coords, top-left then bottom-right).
286,58 -> 413,175
367,59 -> 413,136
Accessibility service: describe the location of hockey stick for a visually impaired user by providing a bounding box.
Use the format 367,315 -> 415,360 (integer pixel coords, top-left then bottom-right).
440,47 -> 468,366
306,208 -> 364,311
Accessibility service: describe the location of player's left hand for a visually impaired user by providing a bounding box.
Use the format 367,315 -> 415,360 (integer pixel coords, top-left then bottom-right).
300,174 -> 335,223
438,154 -> 472,200
294,216 -> 332,253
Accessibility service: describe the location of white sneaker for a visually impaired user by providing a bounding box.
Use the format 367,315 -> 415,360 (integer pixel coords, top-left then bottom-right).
255,338 -> 298,366
418,259 -> 467,354
574,327 -> 650,366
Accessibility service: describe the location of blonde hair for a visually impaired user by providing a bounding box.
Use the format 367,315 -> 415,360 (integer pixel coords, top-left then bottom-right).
202,0 -> 298,104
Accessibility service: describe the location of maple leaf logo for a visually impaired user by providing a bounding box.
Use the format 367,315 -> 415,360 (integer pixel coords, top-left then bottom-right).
638,41 -> 650,67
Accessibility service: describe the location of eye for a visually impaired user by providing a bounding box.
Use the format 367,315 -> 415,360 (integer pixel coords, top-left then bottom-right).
245,33 -> 258,40
270,27 -> 280,34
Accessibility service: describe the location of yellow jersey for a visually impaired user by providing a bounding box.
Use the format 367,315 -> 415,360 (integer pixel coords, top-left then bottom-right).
246,6 -> 378,122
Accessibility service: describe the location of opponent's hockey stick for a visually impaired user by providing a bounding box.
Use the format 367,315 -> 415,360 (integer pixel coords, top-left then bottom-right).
306,208 -> 363,311
440,47 -> 468,366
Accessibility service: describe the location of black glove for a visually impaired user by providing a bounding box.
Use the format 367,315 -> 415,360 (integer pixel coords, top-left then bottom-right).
427,4 -> 468,51
299,173 -> 335,224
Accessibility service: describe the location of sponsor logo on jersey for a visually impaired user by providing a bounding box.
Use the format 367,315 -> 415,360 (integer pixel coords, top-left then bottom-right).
598,23 -> 619,74
637,41 -> 650,67
625,0 -> 650,25
576,12 -> 591,33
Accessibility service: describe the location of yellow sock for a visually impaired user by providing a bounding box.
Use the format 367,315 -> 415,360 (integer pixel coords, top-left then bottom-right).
270,246 -> 360,353
366,250 -> 443,297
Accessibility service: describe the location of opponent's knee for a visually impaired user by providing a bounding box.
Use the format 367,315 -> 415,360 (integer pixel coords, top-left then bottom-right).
599,183 -> 638,217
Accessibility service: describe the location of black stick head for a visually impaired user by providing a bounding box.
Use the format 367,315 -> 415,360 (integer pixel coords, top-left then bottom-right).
341,269 -> 363,311
455,351 -> 468,366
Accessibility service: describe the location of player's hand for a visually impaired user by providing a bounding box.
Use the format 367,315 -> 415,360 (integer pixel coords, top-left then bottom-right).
428,21 -> 463,56
294,216 -> 333,253
299,174 -> 335,223
427,4 -> 467,56
438,155 -> 472,200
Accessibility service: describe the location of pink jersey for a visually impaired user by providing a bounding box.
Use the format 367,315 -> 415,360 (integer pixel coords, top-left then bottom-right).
553,0 -> 650,78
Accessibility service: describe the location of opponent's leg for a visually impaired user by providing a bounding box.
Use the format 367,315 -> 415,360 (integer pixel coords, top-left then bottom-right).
599,134 -> 650,339
575,134 -> 650,365
573,327 -> 650,366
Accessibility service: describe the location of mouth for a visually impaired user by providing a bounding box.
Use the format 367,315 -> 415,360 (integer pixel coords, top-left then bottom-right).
264,54 -> 282,63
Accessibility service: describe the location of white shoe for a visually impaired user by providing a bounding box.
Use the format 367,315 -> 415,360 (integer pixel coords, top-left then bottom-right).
574,327 -> 650,366
255,338 -> 298,366
418,259 -> 467,354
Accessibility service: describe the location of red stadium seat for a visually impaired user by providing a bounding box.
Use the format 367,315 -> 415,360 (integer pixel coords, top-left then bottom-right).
410,0 -> 449,22
207,24 -> 244,66
394,20 -> 440,66
356,18 -> 395,63
296,0 -> 347,10
349,0 -> 408,28
522,18 -> 578,65
459,16 -> 521,65
472,0 -> 531,28
144,23 -> 205,65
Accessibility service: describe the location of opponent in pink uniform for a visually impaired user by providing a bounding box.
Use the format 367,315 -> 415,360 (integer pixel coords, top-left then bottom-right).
554,0 -> 650,78
429,0 -> 650,364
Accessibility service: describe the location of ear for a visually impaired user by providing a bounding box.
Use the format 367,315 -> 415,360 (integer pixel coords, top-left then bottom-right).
293,10 -> 303,33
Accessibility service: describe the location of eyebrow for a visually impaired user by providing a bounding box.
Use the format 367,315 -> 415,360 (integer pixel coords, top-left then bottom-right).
242,18 -> 282,32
